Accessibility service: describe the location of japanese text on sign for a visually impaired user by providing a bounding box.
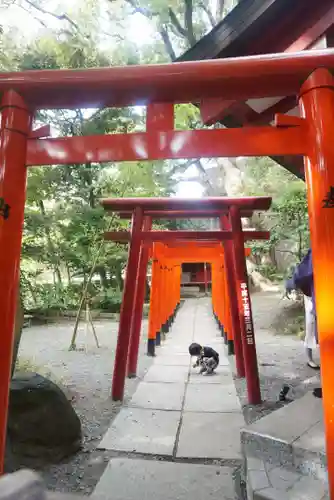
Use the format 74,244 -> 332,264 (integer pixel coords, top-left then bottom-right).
0,198 -> 10,220
322,186 -> 334,208
240,282 -> 254,345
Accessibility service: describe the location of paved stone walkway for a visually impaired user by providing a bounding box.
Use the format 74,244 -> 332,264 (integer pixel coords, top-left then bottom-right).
93,298 -> 245,500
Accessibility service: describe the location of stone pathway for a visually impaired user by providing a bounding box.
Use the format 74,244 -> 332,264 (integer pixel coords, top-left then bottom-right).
93,298 -> 245,500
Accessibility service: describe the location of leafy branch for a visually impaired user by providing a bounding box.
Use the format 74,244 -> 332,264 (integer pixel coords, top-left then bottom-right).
16,0 -> 80,32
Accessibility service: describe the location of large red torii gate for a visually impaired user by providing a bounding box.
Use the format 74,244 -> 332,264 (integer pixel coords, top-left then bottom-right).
0,49 -> 333,495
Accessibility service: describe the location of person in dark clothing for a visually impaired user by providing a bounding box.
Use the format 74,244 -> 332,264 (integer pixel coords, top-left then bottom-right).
286,249 -> 317,331
285,248 -> 322,398
286,248 -> 319,368
189,342 -> 219,374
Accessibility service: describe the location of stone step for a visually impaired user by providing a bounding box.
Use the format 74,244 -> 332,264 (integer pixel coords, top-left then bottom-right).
92,458 -> 241,500
240,391 -> 328,499
241,392 -> 326,481
246,456 -> 328,500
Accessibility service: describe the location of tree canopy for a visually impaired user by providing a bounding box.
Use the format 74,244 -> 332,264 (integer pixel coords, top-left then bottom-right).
0,0 -> 309,314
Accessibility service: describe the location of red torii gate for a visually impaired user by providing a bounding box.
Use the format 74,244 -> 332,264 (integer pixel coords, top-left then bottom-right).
0,49 -> 333,494
102,196 -> 271,404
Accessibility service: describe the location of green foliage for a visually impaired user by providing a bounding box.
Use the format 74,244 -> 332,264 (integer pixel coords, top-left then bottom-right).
174,104 -> 201,130
243,158 -> 309,278
12,32 -> 176,314
164,217 -> 211,230
255,264 -> 284,282
21,280 -> 82,313
92,288 -> 123,312
2,0 -> 302,311
271,183 -> 309,261
243,157 -> 297,196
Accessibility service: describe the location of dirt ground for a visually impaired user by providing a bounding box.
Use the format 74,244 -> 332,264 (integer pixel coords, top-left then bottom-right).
15,319 -> 154,493
14,291 -> 321,493
234,290 -> 321,424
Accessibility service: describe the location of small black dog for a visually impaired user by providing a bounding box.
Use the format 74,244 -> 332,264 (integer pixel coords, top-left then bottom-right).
189,342 -> 219,374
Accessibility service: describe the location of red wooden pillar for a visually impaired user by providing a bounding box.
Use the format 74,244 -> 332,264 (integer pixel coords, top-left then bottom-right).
176,264 -> 181,306
220,216 -> 245,378
170,266 -> 175,318
166,265 -> 171,326
220,262 -> 227,341
147,256 -> 159,356
164,264 -> 168,331
171,265 -> 177,319
204,262 -> 208,295
163,264 -> 170,335
222,265 -> 234,354
172,266 -> 175,314
127,217 -> 152,378
112,206 -> 144,401
299,68 -> 334,499
176,265 -> 180,307
211,263 -> 215,315
211,262 -> 218,322
0,90 -> 32,473
161,262 -> 169,339
156,262 -> 164,344
229,205 -> 261,404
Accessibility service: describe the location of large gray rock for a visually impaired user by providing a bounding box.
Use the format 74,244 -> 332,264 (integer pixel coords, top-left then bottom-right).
7,373 -> 81,465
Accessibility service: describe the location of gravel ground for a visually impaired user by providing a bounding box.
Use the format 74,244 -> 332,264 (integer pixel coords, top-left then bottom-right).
233,290 -> 321,425
13,291 -> 320,493
15,319 -> 154,494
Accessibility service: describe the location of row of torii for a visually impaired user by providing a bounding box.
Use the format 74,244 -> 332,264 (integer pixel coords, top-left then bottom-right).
101,196 -> 271,404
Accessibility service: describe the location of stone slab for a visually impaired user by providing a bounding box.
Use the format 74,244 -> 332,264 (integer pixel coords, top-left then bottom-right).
129,382 -> 185,411
0,470 -> 45,500
153,354 -> 190,366
293,420 -> 325,455
244,392 -> 322,444
241,433 -> 294,468
93,458 -> 236,500
184,383 -> 241,413
98,407 -> 180,455
248,469 -> 270,491
246,456 -> 328,500
188,367 -> 232,383
159,343 -> 193,353
288,474 -> 328,500
144,364 -> 189,383
293,424 -> 328,484
252,475 -> 328,500
176,411 -> 244,459
267,466 -> 301,490
191,335 -> 223,343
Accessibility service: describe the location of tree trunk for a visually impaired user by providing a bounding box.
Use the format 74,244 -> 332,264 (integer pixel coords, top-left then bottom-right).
66,262 -> 72,284
269,246 -> 278,267
27,280 -> 38,305
11,288 -> 24,377
38,199 -> 62,285
98,267 -> 108,290
115,267 -> 124,291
